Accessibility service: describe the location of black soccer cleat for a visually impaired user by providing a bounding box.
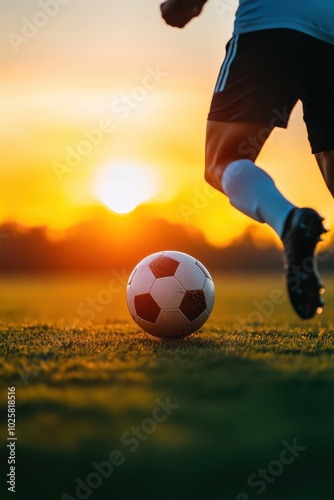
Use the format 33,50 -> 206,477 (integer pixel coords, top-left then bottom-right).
282,207 -> 328,319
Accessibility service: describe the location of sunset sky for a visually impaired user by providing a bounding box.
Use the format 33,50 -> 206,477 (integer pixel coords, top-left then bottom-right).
1,0 -> 334,247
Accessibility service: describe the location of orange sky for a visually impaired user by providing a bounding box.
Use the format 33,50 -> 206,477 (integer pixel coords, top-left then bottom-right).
1,0 -> 334,247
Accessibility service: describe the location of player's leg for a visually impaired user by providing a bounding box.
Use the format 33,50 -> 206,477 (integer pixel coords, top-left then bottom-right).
205,120 -> 271,191
206,29 -> 326,319
315,150 -> 334,197
205,118 -> 326,318
205,119 -> 296,238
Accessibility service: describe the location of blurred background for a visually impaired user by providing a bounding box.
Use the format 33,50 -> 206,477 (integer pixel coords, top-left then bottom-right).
1,0 -> 334,278
2,4 -> 334,500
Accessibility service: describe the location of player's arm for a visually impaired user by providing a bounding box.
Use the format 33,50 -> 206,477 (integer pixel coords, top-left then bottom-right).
160,0 -> 208,28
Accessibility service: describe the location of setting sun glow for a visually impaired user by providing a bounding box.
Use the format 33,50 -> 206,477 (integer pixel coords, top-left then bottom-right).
92,161 -> 159,214
1,1 -> 334,246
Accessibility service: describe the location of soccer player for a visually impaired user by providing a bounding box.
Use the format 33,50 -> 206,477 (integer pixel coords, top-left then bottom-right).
160,0 -> 334,319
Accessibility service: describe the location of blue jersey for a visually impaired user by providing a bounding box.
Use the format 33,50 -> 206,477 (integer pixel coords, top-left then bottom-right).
233,0 -> 334,45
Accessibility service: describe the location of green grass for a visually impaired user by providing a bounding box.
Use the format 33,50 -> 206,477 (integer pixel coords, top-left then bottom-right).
1,274 -> 334,500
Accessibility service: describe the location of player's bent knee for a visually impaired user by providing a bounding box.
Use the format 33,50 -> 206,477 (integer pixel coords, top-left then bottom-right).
205,141 -> 241,192
205,120 -> 273,181
204,157 -> 229,192
205,119 -> 268,192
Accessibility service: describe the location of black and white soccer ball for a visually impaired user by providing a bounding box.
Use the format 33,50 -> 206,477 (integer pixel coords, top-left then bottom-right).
126,251 -> 215,337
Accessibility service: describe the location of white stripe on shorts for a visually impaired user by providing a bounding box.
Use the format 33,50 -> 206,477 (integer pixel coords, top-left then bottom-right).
214,35 -> 239,93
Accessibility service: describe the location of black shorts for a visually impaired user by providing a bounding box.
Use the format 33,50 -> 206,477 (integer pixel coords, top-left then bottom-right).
208,29 -> 334,153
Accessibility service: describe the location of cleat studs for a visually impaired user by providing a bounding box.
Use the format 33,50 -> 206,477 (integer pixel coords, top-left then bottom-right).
316,307 -> 323,315
319,288 -> 325,295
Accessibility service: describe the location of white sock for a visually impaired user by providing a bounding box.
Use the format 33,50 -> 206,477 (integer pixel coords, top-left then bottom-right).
222,159 -> 296,238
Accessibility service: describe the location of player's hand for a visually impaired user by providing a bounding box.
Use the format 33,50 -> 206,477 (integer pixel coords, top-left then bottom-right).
160,0 -> 207,28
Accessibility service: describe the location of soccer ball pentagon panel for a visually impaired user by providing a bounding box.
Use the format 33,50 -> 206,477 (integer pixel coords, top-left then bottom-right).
126,251 -> 215,337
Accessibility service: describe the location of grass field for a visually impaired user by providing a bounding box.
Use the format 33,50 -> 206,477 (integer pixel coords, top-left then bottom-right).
1,273 -> 334,500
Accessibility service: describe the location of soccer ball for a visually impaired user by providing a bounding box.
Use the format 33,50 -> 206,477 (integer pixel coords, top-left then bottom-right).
126,251 -> 215,337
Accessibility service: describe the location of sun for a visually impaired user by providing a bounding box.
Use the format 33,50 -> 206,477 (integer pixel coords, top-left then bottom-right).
92,161 -> 159,214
